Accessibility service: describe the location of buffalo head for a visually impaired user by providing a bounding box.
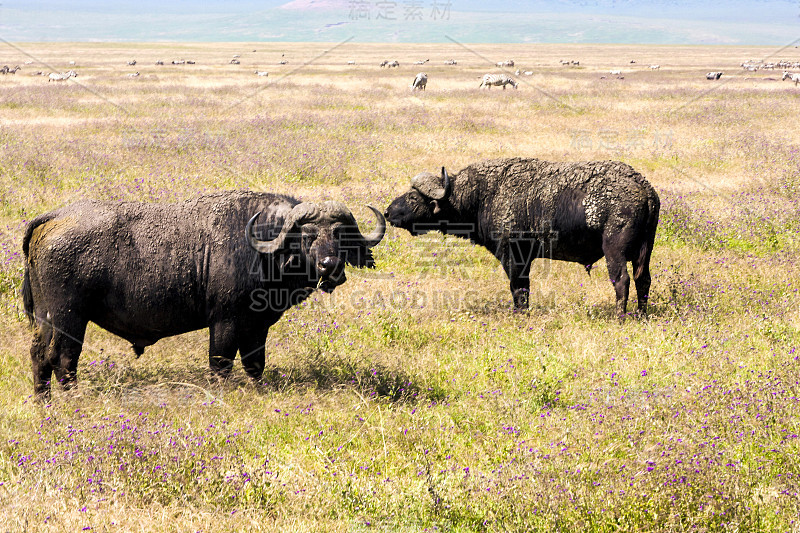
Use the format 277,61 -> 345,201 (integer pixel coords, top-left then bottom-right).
247,201 -> 385,292
384,167 -> 451,235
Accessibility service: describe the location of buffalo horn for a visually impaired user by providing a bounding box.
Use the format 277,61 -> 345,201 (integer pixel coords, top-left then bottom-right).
246,212 -> 286,254
439,167 -> 451,200
361,205 -> 386,248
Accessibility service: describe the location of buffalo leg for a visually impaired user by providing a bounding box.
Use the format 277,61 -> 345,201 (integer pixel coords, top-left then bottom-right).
239,333 -> 268,380
632,260 -> 651,317
31,321 -> 54,400
209,320 -> 238,377
501,240 -> 534,309
605,257 -> 630,318
50,317 -> 88,391
603,233 -> 632,318
510,266 -> 531,309
631,239 -> 654,317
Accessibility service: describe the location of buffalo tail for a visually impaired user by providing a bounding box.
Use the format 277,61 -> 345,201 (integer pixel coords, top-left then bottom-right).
634,241 -> 648,280
634,195 -> 660,280
21,212 -> 55,327
22,266 -> 34,327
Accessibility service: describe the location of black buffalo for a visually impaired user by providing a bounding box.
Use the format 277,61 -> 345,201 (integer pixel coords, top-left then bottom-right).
22,191 -> 385,399
385,157 -> 660,318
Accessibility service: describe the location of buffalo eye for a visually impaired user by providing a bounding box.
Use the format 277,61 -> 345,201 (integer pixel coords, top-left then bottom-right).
301,225 -> 318,249
331,222 -> 343,240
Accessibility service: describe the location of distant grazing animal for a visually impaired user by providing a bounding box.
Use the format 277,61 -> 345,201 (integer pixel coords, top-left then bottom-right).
186,60 -> 196,65
6,65 -> 20,74
127,60 -> 137,66
127,72 -> 140,77
386,60 -> 400,68
0,65 -> 8,74
172,60 -> 185,65
479,73 -> 518,89
347,60 -> 356,65
782,71 -> 800,85
48,70 -> 77,82
444,59 -> 457,65
384,158 -> 659,318
255,71 -> 269,77
649,65 -> 660,70
496,60 -> 515,67
610,69 -> 622,75
414,59 -> 429,65
155,60 -> 164,65
69,61 -> 75,66
230,59 -> 240,64
279,60 -> 288,65
380,60 -> 389,67
523,71 -> 533,76
410,72 -> 427,91
706,71 -> 723,80
22,191 -> 386,400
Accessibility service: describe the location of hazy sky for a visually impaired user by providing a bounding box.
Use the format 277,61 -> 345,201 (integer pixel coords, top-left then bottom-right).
2,1 -> 798,44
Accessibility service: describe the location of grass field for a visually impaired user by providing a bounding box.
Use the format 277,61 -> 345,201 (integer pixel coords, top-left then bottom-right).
1,41 -> 800,531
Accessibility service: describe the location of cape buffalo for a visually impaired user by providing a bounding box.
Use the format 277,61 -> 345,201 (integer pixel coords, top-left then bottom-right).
385,157 -> 660,318
22,191 -> 385,399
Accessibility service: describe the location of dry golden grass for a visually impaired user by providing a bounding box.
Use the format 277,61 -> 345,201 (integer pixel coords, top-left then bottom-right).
1,41 -> 800,532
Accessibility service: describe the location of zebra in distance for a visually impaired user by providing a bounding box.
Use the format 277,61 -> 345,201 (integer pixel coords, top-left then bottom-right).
479,73 -> 518,89
782,71 -> 800,85
410,72 -> 427,91
48,70 -> 77,82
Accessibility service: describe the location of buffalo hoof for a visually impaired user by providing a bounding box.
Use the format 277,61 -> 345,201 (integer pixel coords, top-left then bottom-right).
512,289 -> 530,310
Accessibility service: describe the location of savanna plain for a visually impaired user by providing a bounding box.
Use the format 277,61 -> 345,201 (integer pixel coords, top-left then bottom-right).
1,42 -> 800,532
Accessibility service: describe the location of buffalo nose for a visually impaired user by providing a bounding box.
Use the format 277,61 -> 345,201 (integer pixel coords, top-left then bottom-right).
317,256 -> 341,277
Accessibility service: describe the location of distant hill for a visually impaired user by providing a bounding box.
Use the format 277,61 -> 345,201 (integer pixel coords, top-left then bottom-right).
2,0 -> 797,44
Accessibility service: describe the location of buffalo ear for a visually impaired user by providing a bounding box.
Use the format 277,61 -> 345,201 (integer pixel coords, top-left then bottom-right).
432,200 -> 442,215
